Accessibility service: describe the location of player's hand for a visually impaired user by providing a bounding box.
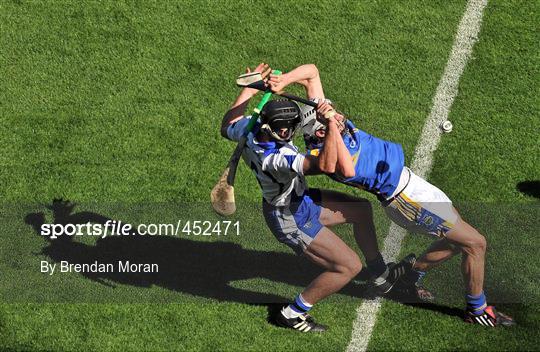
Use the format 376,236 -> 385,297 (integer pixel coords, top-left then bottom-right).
243,63 -> 271,96
246,63 -> 271,78
255,62 -> 272,80
316,101 -> 336,122
267,73 -> 286,93
317,102 -> 346,131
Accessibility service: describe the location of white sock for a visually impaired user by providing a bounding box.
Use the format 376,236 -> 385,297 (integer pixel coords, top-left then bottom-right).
281,294 -> 313,319
281,305 -> 303,319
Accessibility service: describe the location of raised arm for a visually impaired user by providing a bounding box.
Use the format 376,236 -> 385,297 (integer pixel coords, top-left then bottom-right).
220,63 -> 271,138
315,102 -> 355,178
267,64 -> 325,100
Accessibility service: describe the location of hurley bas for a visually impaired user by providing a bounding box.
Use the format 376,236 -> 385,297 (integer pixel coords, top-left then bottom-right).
41,260 -> 159,275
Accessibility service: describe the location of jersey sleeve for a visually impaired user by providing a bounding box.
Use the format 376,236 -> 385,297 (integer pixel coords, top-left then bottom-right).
226,116 -> 251,142
262,151 -> 306,176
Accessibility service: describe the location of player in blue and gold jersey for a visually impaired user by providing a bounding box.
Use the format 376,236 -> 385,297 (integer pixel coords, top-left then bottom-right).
301,99 -> 515,327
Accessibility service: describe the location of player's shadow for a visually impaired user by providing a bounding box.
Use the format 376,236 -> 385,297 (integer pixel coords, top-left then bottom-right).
25,199 -> 374,304
379,288 -> 463,318
517,180 -> 540,199
393,300 -> 463,319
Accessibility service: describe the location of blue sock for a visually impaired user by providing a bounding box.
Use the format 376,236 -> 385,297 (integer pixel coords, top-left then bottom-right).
292,294 -> 312,313
466,291 -> 487,315
282,294 -> 313,319
367,253 -> 387,278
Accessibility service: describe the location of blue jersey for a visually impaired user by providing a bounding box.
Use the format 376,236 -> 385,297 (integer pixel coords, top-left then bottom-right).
309,120 -> 405,198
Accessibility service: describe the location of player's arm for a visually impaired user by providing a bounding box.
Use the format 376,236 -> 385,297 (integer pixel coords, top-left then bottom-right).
302,154 -> 323,176
267,64 -> 324,101
316,102 -> 355,178
263,150 -> 322,177
220,63 -> 271,139
333,119 -> 355,178
317,119 -> 339,174
318,120 -> 354,177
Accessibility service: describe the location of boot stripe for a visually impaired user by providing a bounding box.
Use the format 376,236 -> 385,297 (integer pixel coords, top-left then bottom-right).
476,315 -> 486,326
294,322 -> 304,329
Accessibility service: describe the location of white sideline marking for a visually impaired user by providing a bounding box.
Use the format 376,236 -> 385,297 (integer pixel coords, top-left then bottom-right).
346,1 -> 488,351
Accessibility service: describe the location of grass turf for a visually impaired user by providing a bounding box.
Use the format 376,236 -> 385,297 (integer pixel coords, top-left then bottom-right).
369,1 -> 539,350
0,0 -> 538,351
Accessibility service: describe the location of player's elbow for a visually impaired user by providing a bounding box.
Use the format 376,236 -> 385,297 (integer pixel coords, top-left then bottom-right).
307,64 -> 319,76
338,155 -> 355,178
340,167 -> 355,178
318,161 -> 336,175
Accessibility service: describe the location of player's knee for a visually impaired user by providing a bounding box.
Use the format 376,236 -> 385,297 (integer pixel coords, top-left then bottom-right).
474,233 -> 487,254
334,255 -> 362,278
462,231 -> 486,256
345,255 -> 362,278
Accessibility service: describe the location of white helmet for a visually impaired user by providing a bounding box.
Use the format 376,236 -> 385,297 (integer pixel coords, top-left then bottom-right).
300,98 -> 332,149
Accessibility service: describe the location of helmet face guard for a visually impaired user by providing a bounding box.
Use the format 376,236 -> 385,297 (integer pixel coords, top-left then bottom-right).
303,133 -> 324,151
260,100 -> 302,142
300,99 -> 348,149
300,100 -> 328,150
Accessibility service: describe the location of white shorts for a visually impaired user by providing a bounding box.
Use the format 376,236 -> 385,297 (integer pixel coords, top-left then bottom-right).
383,167 -> 458,238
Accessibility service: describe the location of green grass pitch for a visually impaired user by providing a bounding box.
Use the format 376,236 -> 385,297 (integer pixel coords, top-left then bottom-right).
0,0 -> 538,351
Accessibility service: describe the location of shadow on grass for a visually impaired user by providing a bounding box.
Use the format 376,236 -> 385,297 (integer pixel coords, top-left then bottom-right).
401,301 -> 463,318
517,180 -> 540,199
24,199 -> 373,304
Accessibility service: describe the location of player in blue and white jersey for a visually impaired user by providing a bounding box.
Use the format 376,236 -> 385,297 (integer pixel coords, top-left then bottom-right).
220,63 -> 412,332
301,99 -> 515,327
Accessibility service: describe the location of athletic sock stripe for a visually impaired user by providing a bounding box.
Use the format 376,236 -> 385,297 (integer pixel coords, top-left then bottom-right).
291,303 -> 306,313
294,295 -> 312,312
471,303 -> 488,312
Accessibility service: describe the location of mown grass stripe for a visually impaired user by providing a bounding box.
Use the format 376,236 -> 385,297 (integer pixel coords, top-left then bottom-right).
346,1 -> 488,351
